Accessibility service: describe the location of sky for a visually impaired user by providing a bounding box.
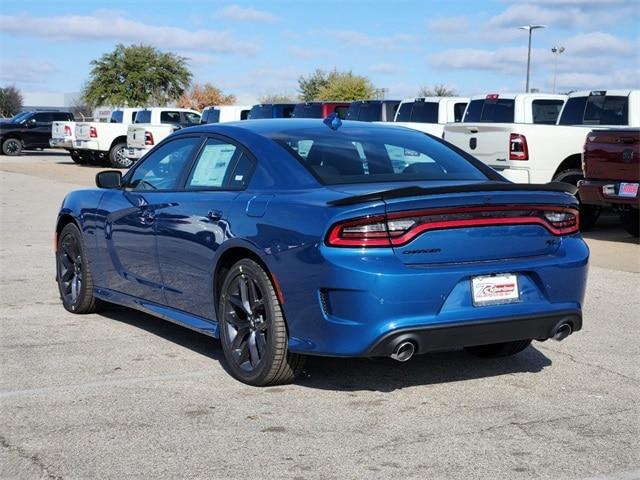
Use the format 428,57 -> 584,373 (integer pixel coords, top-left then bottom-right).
1,0 -> 639,104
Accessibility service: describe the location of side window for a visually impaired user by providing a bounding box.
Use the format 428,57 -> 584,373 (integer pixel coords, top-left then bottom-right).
283,106 -> 295,118
240,110 -> 250,120
160,111 -> 182,124
127,137 -> 201,191
532,100 -> 565,124
186,139 -> 242,189
131,111 -> 138,123
334,106 -> 348,119
183,112 -> 201,125
584,95 -> 628,126
53,112 -> 71,121
395,103 -> 413,122
558,97 -> 587,125
454,103 -> 467,122
33,112 -> 52,123
135,111 -> 151,124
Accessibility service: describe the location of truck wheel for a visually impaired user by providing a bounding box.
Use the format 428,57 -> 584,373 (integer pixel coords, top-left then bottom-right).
69,150 -> 86,165
109,143 -> 133,169
554,168 -> 600,231
619,209 -> 639,238
2,138 -> 23,156
465,340 -> 532,358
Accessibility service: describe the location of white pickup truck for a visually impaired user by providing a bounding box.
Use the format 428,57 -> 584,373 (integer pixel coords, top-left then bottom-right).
443,90 -> 639,187
126,108 -> 201,166
50,121 -> 83,163
74,108 -> 141,167
391,97 -> 469,136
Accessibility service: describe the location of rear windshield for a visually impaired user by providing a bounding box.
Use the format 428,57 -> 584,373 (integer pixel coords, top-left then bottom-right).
135,111 -> 152,123
559,94 -> 629,126
532,100 -> 564,124
347,103 -> 382,122
395,101 -> 439,123
268,127 -> 487,185
463,98 -> 515,123
110,111 -> 123,123
294,104 -> 323,118
249,105 -> 273,119
203,109 -> 220,124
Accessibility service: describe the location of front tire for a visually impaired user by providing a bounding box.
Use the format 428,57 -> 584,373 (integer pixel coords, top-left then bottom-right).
465,339 -> 532,358
109,142 -> 133,169
218,259 -> 304,386
620,209 -> 639,237
554,168 -> 600,230
56,223 -> 98,314
2,138 -> 23,156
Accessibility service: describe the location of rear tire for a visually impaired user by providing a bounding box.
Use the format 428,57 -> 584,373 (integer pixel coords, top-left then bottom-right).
109,142 -> 133,169
620,209 -> 639,237
69,150 -> 86,165
554,168 -> 600,231
218,259 -> 304,386
56,223 -> 99,314
465,339 -> 532,358
2,138 -> 22,156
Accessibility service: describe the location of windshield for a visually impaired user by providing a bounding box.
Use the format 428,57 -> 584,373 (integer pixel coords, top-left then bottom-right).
293,104 -> 323,118
347,103 -> 382,122
268,126 -> 488,185
395,101 -> 439,123
249,105 -> 274,119
11,112 -> 32,123
463,98 -> 515,123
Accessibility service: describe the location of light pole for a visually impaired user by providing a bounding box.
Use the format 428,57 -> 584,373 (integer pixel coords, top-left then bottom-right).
519,25 -> 546,93
551,46 -> 565,94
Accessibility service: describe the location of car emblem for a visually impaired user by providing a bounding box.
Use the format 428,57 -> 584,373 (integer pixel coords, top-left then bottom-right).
622,149 -> 634,164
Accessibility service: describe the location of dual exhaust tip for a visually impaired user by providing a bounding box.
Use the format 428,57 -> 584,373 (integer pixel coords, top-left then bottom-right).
389,322 -> 573,362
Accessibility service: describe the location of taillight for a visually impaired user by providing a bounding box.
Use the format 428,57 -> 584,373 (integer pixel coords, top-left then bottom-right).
64,125 -> 72,136
509,133 -> 528,160
89,126 -> 98,138
144,131 -> 154,145
326,205 -> 579,247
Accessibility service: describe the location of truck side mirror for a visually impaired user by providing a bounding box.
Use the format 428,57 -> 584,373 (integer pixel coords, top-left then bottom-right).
96,170 -> 123,189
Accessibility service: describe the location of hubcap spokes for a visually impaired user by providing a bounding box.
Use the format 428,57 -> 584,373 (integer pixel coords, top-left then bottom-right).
224,274 -> 267,372
58,234 -> 82,303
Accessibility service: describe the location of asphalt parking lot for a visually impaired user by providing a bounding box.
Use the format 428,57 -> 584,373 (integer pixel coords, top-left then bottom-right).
1,150 -> 639,480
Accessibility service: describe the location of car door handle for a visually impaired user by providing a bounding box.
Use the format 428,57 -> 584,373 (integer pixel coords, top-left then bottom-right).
207,210 -> 222,221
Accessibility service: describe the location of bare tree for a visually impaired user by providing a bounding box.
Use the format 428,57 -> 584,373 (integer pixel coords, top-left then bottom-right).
0,86 -> 23,117
418,84 -> 457,97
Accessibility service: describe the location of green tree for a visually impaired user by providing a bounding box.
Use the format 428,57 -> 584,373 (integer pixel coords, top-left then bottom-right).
82,44 -> 192,108
0,86 -> 23,117
418,84 -> 457,97
298,69 -> 376,101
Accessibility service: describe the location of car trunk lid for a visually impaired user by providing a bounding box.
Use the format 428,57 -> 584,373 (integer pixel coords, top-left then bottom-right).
444,124 -> 516,168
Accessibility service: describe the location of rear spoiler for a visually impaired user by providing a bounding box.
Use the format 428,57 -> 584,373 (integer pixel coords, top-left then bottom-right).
327,182 -> 577,206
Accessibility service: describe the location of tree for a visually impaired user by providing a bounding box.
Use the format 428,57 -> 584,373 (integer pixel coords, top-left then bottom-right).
82,44 -> 192,108
177,83 -> 236,110
418,84 -> 457,97
258,93 -> 297,104
298,69 -> 376,101
0,86 -> 23,117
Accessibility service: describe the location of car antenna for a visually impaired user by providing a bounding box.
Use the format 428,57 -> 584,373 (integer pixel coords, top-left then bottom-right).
323,113 -> 342,131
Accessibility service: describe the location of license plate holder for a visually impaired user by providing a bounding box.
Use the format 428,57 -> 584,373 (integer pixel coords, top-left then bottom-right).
619,182 -> 639,198
471,274 -> 520,307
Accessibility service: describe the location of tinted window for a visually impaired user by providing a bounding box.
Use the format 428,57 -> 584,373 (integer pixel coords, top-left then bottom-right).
183,112 -> 201,125
110,111 -> 123,123
270,127 -> 487,184
293,104 -> 323,118
135,110 -> 152,124
131,111 -> 137,123
462,100 -> 483,122
240,110 -> 250,120
52,112 -> 72,121
412,102 -> 439,123
282,106 -> 295,118
384,102 -> 400,121
532,100 -> 564,124
480,98 -> 514,122
584,95 -> 628,126
352,103 -> 382,122
346,103 -> 360,120
558,97 -> 587,125
249,105 -> 274,119
395,103 -> 413,122
160,111 -> 181,124
335,106 -> 348,119
127,137 -> 200,191
186,139 -> 240,188
453,103 -> 467,122
33,112 -> 52,123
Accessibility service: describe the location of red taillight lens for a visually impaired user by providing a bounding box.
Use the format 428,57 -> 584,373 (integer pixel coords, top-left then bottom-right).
326,205 -> 579,247
64,125 -> 72,136
509,133 -> 528,160
89,126 -> 98,138
144,131 -> 154,145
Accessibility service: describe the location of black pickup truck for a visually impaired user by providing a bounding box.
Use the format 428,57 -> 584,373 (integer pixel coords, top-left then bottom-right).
0,111 -> 74,156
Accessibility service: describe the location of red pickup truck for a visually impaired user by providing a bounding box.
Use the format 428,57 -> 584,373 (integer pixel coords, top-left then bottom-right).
579,129 -> 640,237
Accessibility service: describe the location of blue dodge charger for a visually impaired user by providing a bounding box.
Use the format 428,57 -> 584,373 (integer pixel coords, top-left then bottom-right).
55,119 -> 589,386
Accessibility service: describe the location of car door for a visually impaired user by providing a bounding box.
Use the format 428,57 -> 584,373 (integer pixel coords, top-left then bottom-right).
24,112 -> 52,147
154,136 -> 255,319
94,136 -> 203,304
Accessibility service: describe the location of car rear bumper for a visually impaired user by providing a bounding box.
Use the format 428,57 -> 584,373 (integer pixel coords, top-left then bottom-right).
49,138 -> 73,149
73,140 -> 101,151
127,146 -> 149,160
579,179 -> 640,207
366,310 -> 581,356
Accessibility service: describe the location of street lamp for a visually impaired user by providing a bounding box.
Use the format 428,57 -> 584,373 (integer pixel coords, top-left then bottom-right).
519,24 -> 546,93
551,46 -> 565,94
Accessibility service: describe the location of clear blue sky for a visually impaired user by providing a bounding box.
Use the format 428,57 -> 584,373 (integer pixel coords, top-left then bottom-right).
1,0 -> 639,103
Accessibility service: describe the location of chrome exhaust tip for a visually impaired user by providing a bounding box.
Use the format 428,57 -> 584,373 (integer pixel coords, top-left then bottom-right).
390,341 -> 415,362
553,323 -> 572,342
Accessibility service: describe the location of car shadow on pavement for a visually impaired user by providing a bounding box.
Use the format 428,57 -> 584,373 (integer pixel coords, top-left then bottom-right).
581,213 -> 639,244
98,305 -> 551,392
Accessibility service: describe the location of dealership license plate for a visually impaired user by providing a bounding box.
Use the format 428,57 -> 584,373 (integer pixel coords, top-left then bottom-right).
619,183 -> 639,198
471,274 -> 520,306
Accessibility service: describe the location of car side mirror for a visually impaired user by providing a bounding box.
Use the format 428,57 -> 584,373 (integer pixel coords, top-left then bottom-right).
26,118 -> 36,127
96,170 -> 123,189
